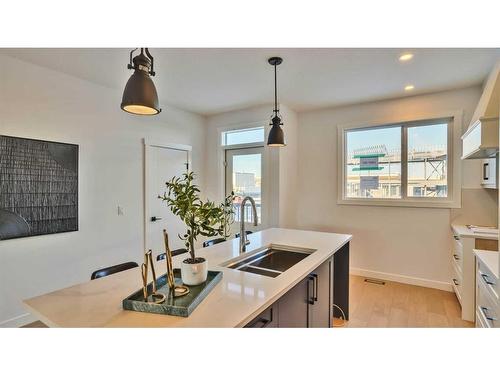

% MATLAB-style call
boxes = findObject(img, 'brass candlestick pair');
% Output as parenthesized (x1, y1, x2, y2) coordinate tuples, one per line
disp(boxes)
(163, 230, 189, 298)
(141, 250, 166, 304)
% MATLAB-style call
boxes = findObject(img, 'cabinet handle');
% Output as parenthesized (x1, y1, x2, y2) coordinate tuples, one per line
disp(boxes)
(453, 235, 460, 241)
(308, 276, 315, 305)
(452, 278, 459, 286)
(453, 254, 460, 261)
(249, 308, 273, 328)
(480, 272, 495, 286)
(481, 307, 497, 321)
(483, 163, 489, 180)
(311, 273, 318, 302)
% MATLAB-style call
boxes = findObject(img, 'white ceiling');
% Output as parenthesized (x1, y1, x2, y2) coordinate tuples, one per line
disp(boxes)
(3, 48, 500, 115)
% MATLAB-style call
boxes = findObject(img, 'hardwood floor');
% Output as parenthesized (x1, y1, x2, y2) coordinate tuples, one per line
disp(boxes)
(21, 320, 47, 328)
(338, 275, 474, 328)
(22, 275, 474, 328)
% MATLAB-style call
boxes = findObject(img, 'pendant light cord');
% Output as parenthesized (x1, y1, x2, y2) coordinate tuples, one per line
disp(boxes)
(274, 64, 278, 113)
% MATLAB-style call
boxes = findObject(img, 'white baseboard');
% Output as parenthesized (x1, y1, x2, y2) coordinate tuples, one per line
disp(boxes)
(0, 313, 35, 328)
(350, 267, 453, 292)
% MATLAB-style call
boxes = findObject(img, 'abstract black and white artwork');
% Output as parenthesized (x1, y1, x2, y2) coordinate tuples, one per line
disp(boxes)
(0, 135, 78, 240)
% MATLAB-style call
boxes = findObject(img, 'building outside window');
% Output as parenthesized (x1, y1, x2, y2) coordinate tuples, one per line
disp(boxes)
(341, 118, 453, 206)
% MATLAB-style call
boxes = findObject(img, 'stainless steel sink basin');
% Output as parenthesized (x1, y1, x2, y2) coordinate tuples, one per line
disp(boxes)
(221, 244, 315, 278)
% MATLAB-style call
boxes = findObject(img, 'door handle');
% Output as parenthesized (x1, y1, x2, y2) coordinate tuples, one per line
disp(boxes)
(151, 216, 162, 222)
(453, 254, 460, 261)
(452, 278, 459, 286)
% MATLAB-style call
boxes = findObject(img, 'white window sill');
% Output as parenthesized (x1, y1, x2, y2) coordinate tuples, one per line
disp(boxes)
(337, 197, 461, 209)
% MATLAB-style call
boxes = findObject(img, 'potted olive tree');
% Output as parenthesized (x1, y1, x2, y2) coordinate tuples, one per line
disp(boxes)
(159, 172, 234, 285)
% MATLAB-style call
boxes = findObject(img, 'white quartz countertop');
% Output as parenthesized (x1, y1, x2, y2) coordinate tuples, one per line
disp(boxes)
(451, 224, 499, 240)
(23, 228, 352, 327)
(474, 249, 499, 279)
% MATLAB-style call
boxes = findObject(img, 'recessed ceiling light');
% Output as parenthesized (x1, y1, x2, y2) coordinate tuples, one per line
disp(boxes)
(399, 53, 414, 62)
(405, 85, 415, 91)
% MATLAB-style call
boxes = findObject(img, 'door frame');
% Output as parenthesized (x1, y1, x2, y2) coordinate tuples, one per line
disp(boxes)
(216, 121, 279, 229)
(143, 138, 192, 252)
(224, 145, 267, 232)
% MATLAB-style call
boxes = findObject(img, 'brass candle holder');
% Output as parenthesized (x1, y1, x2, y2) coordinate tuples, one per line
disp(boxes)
(141, 250, 166, 304)
(163, 230, 189, 298)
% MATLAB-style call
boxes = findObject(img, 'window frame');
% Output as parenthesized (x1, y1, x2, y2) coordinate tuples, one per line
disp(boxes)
(221, 126, 265, 146)
(337, 112, 462, 209)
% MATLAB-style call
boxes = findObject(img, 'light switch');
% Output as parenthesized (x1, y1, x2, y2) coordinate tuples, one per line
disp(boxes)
(117, 205, 124, 216)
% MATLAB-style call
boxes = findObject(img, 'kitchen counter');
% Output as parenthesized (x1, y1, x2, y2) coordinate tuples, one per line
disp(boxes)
(473, 249, 499, 279)
(23, 228, 352, 327)
(451, 224, 499, 240)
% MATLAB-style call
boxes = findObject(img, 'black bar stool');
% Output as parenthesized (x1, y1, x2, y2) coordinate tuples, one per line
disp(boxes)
(156, 249, 188, 261)
(203, 238, 226, 247)
(90, 261, 139, 280)
(235, 230, 253, 238)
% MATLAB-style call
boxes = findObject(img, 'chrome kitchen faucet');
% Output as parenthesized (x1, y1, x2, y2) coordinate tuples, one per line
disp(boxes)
(239, 196, 258, 253)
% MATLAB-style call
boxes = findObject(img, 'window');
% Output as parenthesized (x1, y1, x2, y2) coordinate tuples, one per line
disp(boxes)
(340, 117, 455, 207)
(407, 123, 448, 197)
(346, 126, 401, 199)
(221, 126, 265, 146)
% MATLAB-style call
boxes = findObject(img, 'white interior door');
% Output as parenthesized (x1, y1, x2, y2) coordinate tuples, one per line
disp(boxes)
(225, 146, 266, 235)
(145, 143, 190, 257)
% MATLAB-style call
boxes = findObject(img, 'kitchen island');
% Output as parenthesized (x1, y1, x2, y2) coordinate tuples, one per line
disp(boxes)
(23, 228, 352, 327)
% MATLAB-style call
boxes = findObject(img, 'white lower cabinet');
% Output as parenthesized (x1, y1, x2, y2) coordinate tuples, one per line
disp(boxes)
(450, 225, 498, 322)
(475, 256, 499, 328)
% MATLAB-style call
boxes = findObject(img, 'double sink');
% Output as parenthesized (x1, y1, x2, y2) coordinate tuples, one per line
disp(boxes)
(221, 244, 316, 278)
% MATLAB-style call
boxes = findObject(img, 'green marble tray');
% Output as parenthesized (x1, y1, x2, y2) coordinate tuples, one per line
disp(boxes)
(122, 269, 222, 317)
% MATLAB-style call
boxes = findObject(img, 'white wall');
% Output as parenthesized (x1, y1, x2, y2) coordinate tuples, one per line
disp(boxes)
(0, 54, 207, 326)
(295, 86, 497, 290)
(278, 106, 299, 228)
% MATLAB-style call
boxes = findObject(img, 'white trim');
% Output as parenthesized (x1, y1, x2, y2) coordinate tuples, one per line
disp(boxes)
(217, 120, 269, 134)
(337, 110, 463, 209)
(0, 312, 36, 328)
(142, 138, 192, 252)
(350, 267, 453, 292)
(222, 141, 264, 151)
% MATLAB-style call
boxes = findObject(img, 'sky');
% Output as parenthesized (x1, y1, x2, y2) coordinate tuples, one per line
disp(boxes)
(347, 123, 447, 154)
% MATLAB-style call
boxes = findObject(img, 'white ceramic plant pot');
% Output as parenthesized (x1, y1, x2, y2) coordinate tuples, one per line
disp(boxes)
(181, 257, 208, 285)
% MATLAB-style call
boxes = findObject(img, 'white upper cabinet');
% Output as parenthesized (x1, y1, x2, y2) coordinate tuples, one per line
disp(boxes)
(462, 62, 500, 160)
(462, 118, 499, 159)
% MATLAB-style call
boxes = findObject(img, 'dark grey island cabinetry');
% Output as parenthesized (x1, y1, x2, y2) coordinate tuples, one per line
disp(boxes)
(245, 242, 350, 328)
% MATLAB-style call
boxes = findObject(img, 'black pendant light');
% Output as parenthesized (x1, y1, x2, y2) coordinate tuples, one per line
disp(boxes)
(267, 56, 286, 147)
(121, 48, 161, 115)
